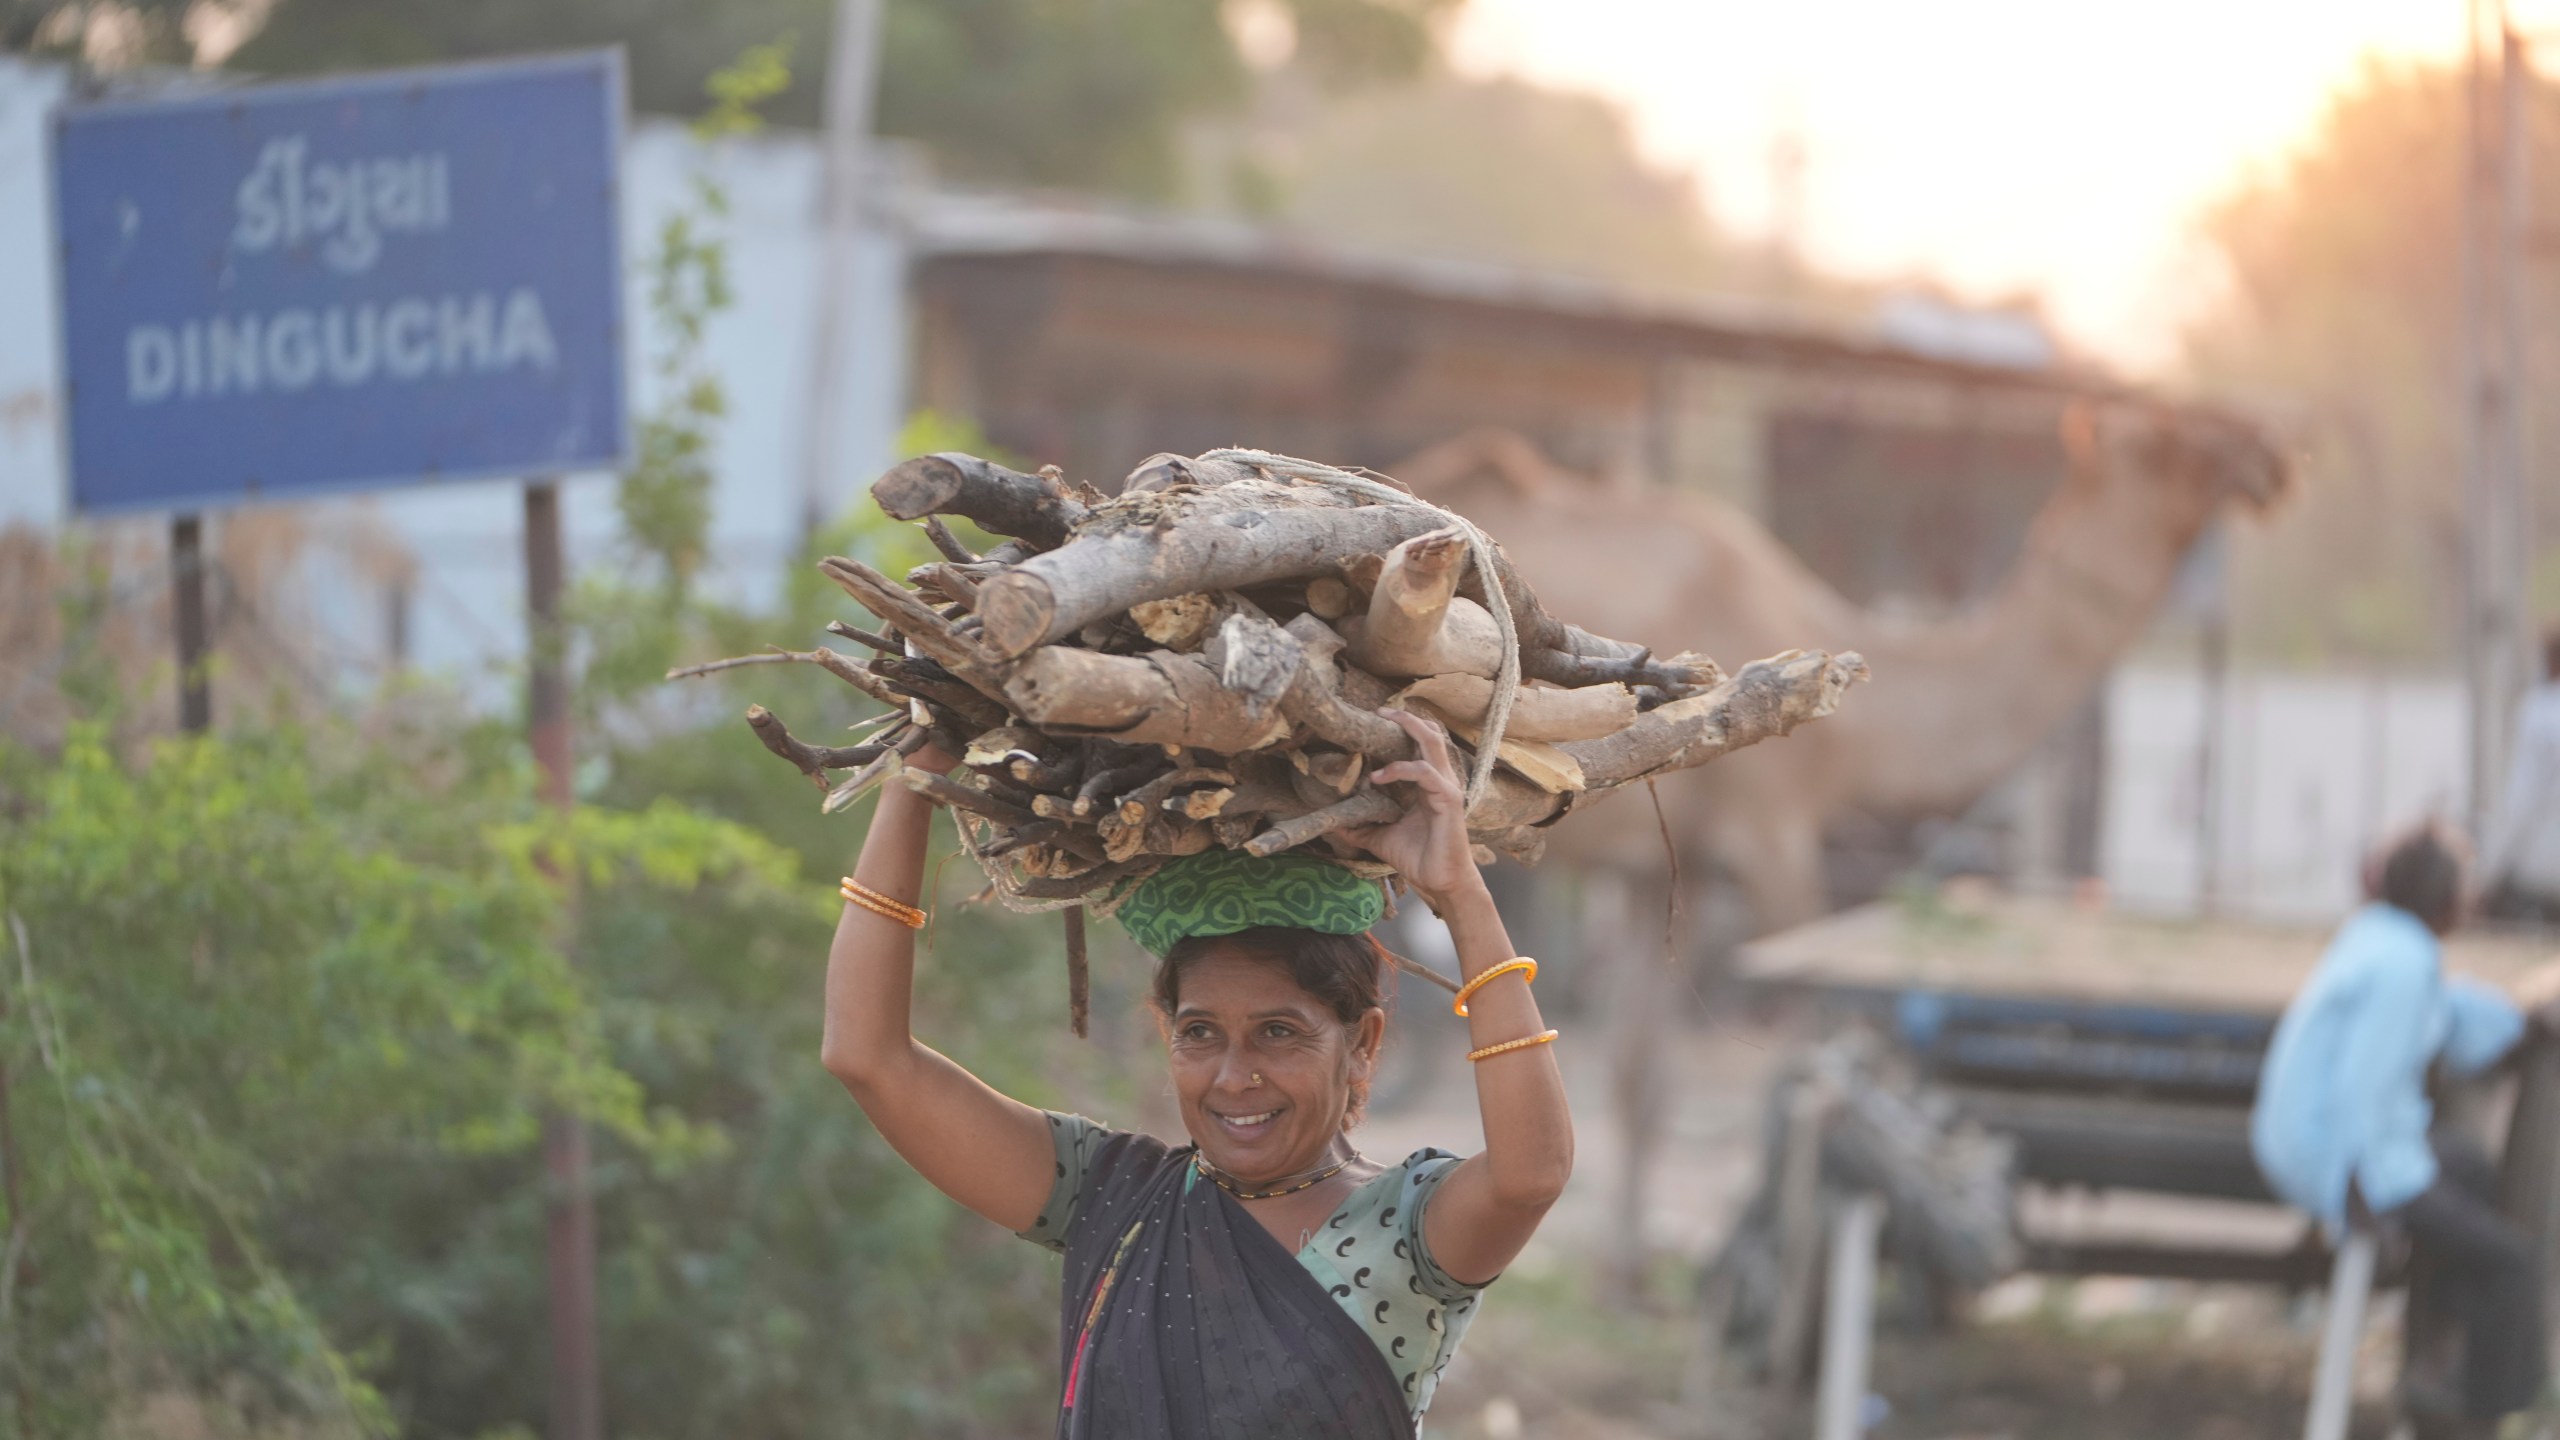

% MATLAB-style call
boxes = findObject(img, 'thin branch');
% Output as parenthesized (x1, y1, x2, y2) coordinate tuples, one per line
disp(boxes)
(923, 516, 980, 564)
(1064, 907, 1090, 1038)
(745, 705, 879, 789)
(665, 651, 796, 680)
(669, 645, 905, 708)
(896, 767, 1043, 829)
(1244, 789, 1400, 857)
(823, 728, 929, 814)
(824, 620, 901, 654)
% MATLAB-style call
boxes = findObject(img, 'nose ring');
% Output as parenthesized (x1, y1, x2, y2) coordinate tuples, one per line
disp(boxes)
(1250, 1072, 1264, 1087)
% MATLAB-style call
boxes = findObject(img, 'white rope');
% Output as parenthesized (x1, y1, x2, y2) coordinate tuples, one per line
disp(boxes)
(1198, 447, 1521, 814)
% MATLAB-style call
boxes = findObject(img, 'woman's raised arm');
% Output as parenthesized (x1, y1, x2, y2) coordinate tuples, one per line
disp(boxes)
(819, 751, 1055, 1233)
(1345, 712, 1575, 1285)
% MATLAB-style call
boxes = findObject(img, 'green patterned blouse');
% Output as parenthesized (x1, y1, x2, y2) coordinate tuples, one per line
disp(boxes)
(1021, 1113, 1487, 1428)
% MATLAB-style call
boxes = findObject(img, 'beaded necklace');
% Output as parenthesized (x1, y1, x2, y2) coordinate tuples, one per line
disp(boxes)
(1192, 1151, 1362, 1201)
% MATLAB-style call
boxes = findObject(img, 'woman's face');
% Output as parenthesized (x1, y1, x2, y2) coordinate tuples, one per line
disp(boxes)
(1164, 945, 1384, 1184)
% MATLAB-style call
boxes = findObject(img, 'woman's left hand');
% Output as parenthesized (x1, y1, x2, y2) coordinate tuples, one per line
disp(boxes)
(1341, 709, 1485, 911)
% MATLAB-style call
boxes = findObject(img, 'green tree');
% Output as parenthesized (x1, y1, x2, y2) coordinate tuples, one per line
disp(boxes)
(2182, 58, 2560, 660)
(1256, 71, 1735, 295)
(0, 712, 783, 1435)
(8, 0, 1458, 201)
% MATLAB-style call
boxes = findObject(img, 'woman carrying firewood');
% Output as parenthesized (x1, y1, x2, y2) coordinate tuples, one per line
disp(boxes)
(820, 707, 1572, 1438)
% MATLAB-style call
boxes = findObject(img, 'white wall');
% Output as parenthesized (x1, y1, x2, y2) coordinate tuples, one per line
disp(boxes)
(2103, 663, 2471, 922)
(0, 57, 70, 527)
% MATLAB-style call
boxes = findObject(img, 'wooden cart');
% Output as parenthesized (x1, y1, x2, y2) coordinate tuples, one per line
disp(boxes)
(1728, 891, 2560, 1436)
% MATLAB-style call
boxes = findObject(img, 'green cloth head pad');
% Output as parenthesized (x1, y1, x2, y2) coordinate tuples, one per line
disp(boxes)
(1115, 849, 1386, 957)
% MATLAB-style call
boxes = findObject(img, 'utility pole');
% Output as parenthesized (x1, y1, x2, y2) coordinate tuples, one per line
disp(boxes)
(796, 0, 886, 546)
(1766, 122, 1807, 298)
(2463, 0, 2536, 842)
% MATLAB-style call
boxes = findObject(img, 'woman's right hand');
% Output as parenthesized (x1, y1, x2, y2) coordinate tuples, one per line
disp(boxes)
(821, 724, 1055, 1234)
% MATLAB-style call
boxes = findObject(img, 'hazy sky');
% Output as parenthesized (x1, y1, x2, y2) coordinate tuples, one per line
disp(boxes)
(1450, 0, 2490, 372)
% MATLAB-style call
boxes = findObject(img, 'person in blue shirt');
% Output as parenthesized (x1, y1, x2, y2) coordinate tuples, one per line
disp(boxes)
(2253, 822, 2551, 1429)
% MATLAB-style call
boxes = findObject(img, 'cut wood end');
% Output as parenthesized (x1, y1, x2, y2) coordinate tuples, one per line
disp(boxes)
(1388, 526, 1468, 575)
(976, 570, 1058, 658)
(1341, 553, 1385, 595)
(1131, 592, 1219, 649)
(1168, 786, 1235, 819)
(870, 455, 967, 520)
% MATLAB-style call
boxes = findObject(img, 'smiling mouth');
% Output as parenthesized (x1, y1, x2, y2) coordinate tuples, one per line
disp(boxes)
(1213, 1108, 1282, 1131)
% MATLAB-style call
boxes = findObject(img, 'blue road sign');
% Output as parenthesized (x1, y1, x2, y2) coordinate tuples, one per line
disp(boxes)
(51, 51, 629, 514)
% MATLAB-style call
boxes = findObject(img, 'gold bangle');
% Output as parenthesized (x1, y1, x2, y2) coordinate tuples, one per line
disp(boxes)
(1467, 1029, 1559, 1063)
(1452, 957, 1538, 1017)
(839, 884, 925, 927)
(839, 877, 927, 929)
(840, 887, 927, 930)
(840, 876, 924, 921)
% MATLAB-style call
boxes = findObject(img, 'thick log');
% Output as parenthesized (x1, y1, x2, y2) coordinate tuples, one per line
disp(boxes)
(1451, 649, 1868, 833)
(1129, 592, 1229, 651)
(975, 480, 1456, 658)
(1553, 649, 1866, 793)
(1004, 647, 1294, 753)
(1206, 614, 1417, 763)
(871, 453, 1088, 551)
(1168, 786, 1236, 819)
(1305, 576, 1356, 620)
(1395, 673, 1637, 743)
(1342, 526, 1526, 682)
(1300, 750, 1363, 796)
(1343, 598, 1506, 680)
(1446, 536, 1714, 692)
(1242, 649, 1868, 852)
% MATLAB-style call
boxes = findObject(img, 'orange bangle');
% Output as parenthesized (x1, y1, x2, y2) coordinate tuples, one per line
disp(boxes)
(1452, 957, 1538, 1017)
(1467, 1029, 1559, 1063)
(839, 877, 927, 929)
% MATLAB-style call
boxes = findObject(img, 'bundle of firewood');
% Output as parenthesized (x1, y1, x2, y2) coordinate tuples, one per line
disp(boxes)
(680, 447, 1863, 989)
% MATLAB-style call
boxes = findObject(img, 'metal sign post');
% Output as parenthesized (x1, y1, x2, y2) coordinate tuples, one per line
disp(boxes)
(522, 478, 598, 1440)
(170, 513, 210, 732)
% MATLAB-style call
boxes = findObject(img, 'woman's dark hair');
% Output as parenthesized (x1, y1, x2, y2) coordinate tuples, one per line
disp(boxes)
(1153, 926, 1387, 1125)
(2372, 821, 2467, 934)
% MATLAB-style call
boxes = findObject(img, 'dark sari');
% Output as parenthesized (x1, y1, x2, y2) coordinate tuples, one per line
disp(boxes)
(1053, 1131, 1415, 1439)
